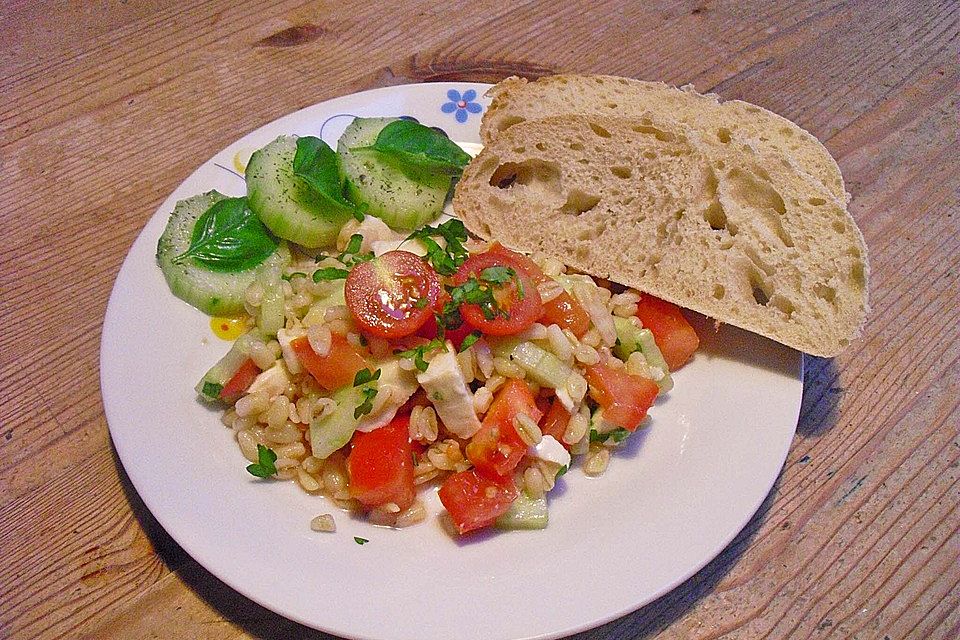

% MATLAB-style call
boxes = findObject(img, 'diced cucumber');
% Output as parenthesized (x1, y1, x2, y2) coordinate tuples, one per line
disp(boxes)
(195, 328, 264, 402)
(613, 317, 674, 392)
(301, 283, 346, 326)
(496, 493, 548, 530)
(494, 340, 588, 407)
(246, 135, 354, 248)
(338, 117, 451, 230)
(309, 379, 377, 459)
(157, 191, 290, 316)
(257, 268, 285, 338)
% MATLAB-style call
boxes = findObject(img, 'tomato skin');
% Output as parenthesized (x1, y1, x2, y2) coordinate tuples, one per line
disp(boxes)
(487, 243, 590, 337)
(585, 364, 659, 431)
(415, 314, 475, 351)
(438, 469, 519, 534)
(290, 334, 369, 391)
(539, 396, 572, 446)
(348, 416, 415, 510)
(466, 379, 543, 477)
(452, 251, 543, 336)
(345, 251, 441, 339)
(634, 295, 700, 370)
(220, 359, 260, 403)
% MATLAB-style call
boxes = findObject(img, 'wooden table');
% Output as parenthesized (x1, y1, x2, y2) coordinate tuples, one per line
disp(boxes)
(3, 1, 958, 638)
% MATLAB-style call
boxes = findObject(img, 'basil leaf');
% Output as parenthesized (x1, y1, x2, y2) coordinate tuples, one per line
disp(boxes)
(312, 267, 350, 282)
(173, 197, 278, 272)
(362, 120, 470, 175)
(292, 136, 359, 214)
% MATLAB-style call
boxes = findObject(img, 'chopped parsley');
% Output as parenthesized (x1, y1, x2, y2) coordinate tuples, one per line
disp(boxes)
(458, 330, 481, 352)
(246, 444, 278, 478)
(394, 337, 444, 372)
(354, 536, 369, 545)
(407, 219, 469, 275)
(354, 386, 378, 419)
(312, 266, 350, 282)
(353, 367, 382, 387)
(589, 428, 631, 444)
(555, 464, 569, 479)
(281, 271, 308, 281)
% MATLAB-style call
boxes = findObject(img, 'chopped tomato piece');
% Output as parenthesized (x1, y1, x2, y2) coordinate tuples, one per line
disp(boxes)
(539, 396, 572, 446)
(219, 359, 260, 404)
(451, 251, 543, 336)
(415, 313, 476, 350)
(585, 364, 659, 431)
(634, 295, 700, 370)
(541, 291, 591, 337)
(466, 379, 543, 477)
(438, 469, 519, 535)
(345, 250, 442, 339)
(348, 416, 415, 510)
(290, 334, 369, 391)
(487, 243, 590, 337)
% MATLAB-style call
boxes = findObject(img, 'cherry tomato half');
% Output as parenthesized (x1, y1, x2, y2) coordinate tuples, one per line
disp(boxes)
(345, 251, 442, 339)
(451, 251, 542, 336)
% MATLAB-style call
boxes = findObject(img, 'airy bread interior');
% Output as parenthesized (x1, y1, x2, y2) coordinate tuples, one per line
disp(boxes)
(454, 113, 869, 357)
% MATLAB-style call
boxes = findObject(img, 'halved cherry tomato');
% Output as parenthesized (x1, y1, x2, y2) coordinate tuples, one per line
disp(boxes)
(585, 364, 659, 431)
(220, 358, 260, 404)
(488, 242, 590, 337)
(466, 379, 543, 477)
(348, 416, 415, 510)
(438, 469, 519, 534)
(539, 396, 572, 446)
(345, 250, 442, 339)
(451, 251, 542, 336)
(634, 295, 700, 370)
(290, 334, 369, 391)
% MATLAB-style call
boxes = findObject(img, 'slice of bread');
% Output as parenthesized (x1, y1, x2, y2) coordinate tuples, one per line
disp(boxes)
(481, 74, 850, 205)
(453, 113, 869, 357)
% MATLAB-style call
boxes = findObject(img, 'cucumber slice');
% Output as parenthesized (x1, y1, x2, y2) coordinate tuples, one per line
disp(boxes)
(156, 191, 290, 316)
(338, 117, 451, 230)
(309, 383, 372, 459)
(195, 328, 264, 402)
(613, 317, 674, 392)
(246, 136, 353, 248)
(496, 493, 548, 530)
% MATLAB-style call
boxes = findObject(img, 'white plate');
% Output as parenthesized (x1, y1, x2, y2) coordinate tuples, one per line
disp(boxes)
(101, 82, 803, 640)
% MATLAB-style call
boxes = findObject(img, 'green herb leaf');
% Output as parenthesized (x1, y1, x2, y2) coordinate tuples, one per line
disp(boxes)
(458, 331, 481, 352)
(292, 136, 358, 214)
(479, 266, 515, 285)
(555, 464, 569, 479)
(345, 233, 363, 256)
(361, 120, 470, 175)
(353, 367, 382, 387)
(354, 387, 378, 419)
(281, 272, 308, 281)
(173, 197, 278, 272)
(246, 444, 278, 478)
(395, 337, 444, 372)
(312, 266, 350, 282)
(407, 219, 469, 276)
(354, 536, 369, 545)
(589, 428, 631, 444)
(201, 381, 223, 399)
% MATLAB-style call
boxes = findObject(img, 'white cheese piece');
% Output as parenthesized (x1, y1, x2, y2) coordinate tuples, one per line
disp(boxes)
(247, 361, 291, 398)
(355, 360, 419, 433)
(528, 435, 571, 469)
(416, 343, 482, 438)
(276, 327, 304, 375)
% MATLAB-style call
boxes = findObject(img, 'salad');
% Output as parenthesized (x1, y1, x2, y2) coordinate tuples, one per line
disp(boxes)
(156, 116, 700, 535)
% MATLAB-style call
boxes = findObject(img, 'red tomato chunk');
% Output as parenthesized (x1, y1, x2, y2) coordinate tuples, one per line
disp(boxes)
(290, 334, 369, 391)
(220, 358, 260, 404)
(466, 379, 543, 477)
(585, 364, 659, 431)
(348, 416, 415, 510)
(634, 295, 700, 371)
(438, 469, 519, 535)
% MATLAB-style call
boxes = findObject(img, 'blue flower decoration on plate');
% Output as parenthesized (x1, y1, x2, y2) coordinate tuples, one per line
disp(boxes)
(441, 89, 483, 123)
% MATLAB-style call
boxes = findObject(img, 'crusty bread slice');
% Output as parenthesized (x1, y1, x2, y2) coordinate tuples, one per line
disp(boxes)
(481, 75, 850, 205)
(453, 114, 869, 357)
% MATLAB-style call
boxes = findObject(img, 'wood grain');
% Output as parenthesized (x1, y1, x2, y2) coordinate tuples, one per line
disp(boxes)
(1, 1, 958, 638)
